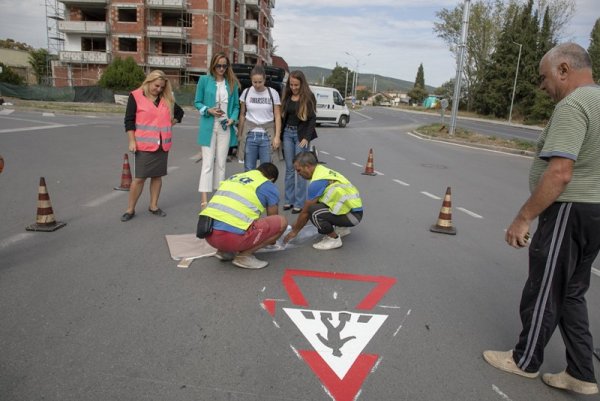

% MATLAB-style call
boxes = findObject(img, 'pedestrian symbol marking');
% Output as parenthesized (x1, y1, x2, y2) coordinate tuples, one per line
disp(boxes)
(284, 308, 388, 380)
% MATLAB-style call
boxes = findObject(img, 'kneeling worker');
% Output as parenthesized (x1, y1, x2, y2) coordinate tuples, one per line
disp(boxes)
(283, 151, 363, 250)
(200, 162, 287, 269)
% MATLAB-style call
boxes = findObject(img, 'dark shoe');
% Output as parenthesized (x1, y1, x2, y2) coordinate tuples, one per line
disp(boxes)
(283, 204, 293, 211)
(291, 207, 302, 214)
(121, 211, 135, 222)
(149, 208, 166, 217)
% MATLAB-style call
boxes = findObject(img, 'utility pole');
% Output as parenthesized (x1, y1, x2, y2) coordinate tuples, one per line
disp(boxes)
(508, 42, 522, 124)
(449, 0, 471, 136)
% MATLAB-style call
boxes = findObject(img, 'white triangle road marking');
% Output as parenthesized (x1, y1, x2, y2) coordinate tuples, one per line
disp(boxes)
(284, 308, 387, 380)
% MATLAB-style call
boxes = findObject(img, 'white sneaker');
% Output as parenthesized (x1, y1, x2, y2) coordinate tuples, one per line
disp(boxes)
(232, 254, 268, 269)
(335, 226, 351, 237)
(313, 235, 343, 250)
(214, 251, 234, 261)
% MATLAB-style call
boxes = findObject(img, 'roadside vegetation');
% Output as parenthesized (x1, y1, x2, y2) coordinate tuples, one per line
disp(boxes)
(415, 123, 537, 154)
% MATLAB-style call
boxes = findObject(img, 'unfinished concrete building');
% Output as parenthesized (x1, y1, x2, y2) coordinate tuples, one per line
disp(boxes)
(50, 0, 275, 87)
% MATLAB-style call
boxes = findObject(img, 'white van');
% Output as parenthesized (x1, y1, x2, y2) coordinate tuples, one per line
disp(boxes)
(310, 85, 350, 128)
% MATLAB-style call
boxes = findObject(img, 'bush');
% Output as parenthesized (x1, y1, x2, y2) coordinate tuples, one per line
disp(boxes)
(98, 57, 146, 92)
(0, 62, 25, 85)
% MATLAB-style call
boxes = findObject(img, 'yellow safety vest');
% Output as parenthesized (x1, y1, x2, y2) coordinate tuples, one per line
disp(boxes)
(200, 170, 268, 230)
(311, 164, 362, 215)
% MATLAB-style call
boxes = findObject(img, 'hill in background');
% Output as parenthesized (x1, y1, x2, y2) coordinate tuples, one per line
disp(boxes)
(290, 66, 436, 93)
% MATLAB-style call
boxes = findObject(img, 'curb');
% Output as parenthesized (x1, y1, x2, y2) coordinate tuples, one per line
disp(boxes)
(410, 131, 535, 157)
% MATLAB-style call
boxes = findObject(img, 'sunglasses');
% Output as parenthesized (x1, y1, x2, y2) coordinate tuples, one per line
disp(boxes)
(215, 63, 229, 69)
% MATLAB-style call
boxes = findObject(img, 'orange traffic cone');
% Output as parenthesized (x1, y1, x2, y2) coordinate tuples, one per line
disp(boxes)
(26, 177, 67, 232)
(361, 148, 377, 176)
(114, 153, 132, 191)
(0, 154, 4, 174)
(430, 187, 456, 235)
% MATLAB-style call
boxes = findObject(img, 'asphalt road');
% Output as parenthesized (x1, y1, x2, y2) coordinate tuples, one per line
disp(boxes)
(1, 106, 598, 401)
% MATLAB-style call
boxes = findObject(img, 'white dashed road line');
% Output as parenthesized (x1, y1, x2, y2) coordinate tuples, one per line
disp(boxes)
(421, 191, 441, 200)
(83, 191, 124, 208)
(492, 385, 515, 401)
(457, 207, 483, 219)
(392, 179, 410, 186)
(335, 156, 346, 161)
(319, 151, 330, 155)
(0, 124, 77, 134)
(352, 162, 363, 168)
(0, 233, 35, 250)
(592, 267, 600, 278)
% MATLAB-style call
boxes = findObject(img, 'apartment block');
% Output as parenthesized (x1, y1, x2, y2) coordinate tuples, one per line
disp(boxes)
(51, 0, 275, 87)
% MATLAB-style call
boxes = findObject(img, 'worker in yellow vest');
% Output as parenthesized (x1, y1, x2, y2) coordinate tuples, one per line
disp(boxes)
(200, 162, 287, 269)
(283, 152, 363, 250)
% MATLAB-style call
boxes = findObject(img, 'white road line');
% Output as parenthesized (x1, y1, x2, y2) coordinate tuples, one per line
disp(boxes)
(377, 305, 402, 309)
(371, 357, 383, 373)
(320, 151, 330, 155)
(83, 191, 124, 208)
(592, 267, 600, 277)
(421, 191, 441, 200)
(0, 109, 15, 115)
(457, 207, 483, 219)
(393, 309, 411, 337)
(0, 124, 76, 134)
(335, 156, 346, 161)
(42, 112, 55, 117)
(352, 162, 363, 168)
(393, 179, 410, 186)
(0, 233, 34, 249)
(492, 385, 515, 401)
(374, 170, 384, 176)
(351, 110, 373, 120)
(289, 345, 301, 360)
(333, 291, 338, 299)
(167, 166, 179, 172)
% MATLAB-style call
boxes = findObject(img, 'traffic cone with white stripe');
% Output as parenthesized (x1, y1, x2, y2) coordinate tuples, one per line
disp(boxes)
(361, 148, 377, 176)
(26, 177, 67, 232)
(114, 153, 132, 191)
(430, 187, 456, 235)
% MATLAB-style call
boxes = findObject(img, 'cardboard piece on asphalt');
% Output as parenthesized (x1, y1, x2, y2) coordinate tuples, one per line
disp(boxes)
(165, 233, 217, 262)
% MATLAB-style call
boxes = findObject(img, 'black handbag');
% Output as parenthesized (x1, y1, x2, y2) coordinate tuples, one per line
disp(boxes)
(196, 215, 214, 239)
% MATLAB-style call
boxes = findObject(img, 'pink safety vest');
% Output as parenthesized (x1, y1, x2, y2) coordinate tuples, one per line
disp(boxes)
(131, 88, 173, 152)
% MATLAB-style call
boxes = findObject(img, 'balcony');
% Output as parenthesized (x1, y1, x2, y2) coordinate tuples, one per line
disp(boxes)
(59, 0, 108, 4)
(58, 21, 108, 35)
(244, 19, 258, 32)
(147, 55, 187, 68)
(243, 44, 257, 54)
(146, 0, 186, 9)
(146, 26, 186, 39)
(245, 0, 259, 10)
(59, 50, 110, 64)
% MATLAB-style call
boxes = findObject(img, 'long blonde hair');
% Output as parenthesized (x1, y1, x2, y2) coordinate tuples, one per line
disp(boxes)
(283, 70, 315, 121)
(140, 70, 174, 118)
(209, 52, 239, 95)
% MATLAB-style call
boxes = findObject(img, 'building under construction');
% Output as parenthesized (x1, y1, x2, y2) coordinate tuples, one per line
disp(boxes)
(48, 0, 275, 87)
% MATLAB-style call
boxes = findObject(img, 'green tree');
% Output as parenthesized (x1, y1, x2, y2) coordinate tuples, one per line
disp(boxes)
(98, 57, 146, 92)
(325, 64, 352, 96)
(408, 63, 427, 104)
(407, 86, 428, 105)
(0, 62, 24, 85)
(28, 48, 50, 85)
(414, 63, 425, 89)
(588, 18, 600, 83)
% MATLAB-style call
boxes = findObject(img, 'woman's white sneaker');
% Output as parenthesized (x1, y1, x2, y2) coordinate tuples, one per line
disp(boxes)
(313, 235, 343, 250)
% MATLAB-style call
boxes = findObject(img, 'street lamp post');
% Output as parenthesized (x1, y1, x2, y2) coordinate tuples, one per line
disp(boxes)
(345, 51, 371, 101)
(345, 68, 349, 98)
(508, 41, 522, 124)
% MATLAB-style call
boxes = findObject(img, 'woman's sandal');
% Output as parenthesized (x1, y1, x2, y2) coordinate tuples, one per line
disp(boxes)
(283, 204, 293, 211)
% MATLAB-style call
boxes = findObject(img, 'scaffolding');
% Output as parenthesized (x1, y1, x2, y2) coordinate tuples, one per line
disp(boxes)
(45, 0, 65, 85)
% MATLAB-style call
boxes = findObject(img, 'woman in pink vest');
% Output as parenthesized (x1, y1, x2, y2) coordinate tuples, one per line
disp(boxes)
(121, 70, 184, 222)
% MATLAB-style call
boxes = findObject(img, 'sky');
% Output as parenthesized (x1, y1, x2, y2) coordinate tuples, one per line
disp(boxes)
(0, 0, 597, 87)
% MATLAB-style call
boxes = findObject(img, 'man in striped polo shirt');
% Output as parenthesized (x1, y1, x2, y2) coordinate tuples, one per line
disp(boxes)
(483, 43, 599, 395)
